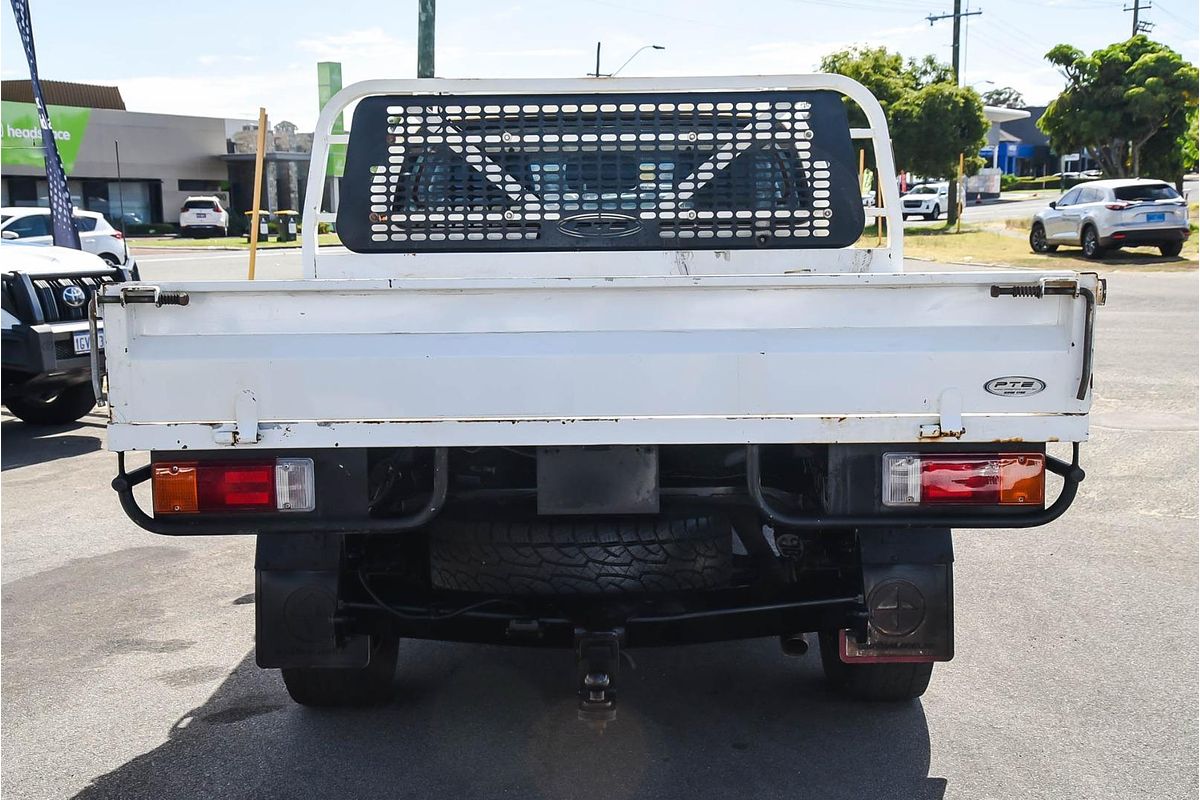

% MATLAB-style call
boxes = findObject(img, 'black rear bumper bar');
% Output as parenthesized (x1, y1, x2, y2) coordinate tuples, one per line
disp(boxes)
(113, 443, 1084, 535)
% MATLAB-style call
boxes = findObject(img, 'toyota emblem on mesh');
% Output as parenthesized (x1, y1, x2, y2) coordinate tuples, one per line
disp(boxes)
(984, 376, 1046, 397)
(61, 285, 87, 308)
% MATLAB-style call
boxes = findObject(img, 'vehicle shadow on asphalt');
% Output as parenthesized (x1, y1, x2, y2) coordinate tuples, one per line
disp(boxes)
(1037, 249, 1193, 267)
(72, 638, 946, 800)
(0, 415, 104, 471)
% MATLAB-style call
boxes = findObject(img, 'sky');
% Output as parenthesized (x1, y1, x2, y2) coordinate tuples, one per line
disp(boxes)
(2, 0, 1197, 130)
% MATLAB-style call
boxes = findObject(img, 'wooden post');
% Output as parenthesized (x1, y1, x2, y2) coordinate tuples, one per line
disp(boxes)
(956, 151, 965, 234)
(247, 107, 267, 280)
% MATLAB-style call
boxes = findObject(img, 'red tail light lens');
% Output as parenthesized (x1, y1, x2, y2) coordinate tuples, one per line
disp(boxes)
(883, 453, 1045, 507)
(112, 231, 124, 240)
(921, 459, 999, 504)
(153, 459, 316, 514)
(1104, 202, 1130, 210)
(198, 462, 274, 510)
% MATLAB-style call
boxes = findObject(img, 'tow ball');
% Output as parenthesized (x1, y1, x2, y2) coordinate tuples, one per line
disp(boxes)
(575, 628, 622, 730)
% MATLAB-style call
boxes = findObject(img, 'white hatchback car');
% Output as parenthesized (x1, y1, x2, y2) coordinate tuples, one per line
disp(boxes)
(1030, 178, 1190, 259)
(0, 207, 132, 266)
(178, 196, 230, 237)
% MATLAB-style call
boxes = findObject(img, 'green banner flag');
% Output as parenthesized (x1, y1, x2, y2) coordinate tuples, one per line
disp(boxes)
(317, 61, 345, 177)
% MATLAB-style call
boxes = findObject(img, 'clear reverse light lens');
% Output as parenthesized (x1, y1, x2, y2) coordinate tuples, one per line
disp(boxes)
(275, 458, 315, 512)
(882, 454, 921, 506)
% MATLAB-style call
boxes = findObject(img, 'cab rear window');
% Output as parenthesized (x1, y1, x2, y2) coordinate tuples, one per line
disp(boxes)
(1113, 184, 1180, 202)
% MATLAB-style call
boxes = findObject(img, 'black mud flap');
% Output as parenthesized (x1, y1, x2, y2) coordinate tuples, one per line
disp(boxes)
(254, 533, 370, 669)
(843, 528, 953, 663)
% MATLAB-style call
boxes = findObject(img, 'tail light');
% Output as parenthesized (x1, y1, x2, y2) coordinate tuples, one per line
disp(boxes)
(882, 453, 1044, 507)
(153, 458, 315, 514)
(1104, 202, 1130, 210)
(112, 231, 124, 240)
(180, 206, 188, 214)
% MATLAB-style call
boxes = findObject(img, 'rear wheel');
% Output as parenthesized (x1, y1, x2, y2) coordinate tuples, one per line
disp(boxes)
(4, 383, 95, 425)
(428, 515, 732, 596)
(281, 633, 399, 707)
(1081, 226, 1106, 259)
(1029, 223, 1057, 253)
(1159, 241, 1183, 257)
(818, 631, 933, 701)
(100, 253, 121, 266)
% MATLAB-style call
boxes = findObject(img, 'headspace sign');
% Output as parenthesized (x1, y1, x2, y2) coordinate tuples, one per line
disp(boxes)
(2, 100, 91, 172)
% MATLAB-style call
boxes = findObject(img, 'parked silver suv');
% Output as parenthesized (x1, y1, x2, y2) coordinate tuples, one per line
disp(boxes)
(1029, 178, 1190, 259)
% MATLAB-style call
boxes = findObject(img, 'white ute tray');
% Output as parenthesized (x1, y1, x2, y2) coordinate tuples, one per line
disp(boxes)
(101, 269, 1100, 452)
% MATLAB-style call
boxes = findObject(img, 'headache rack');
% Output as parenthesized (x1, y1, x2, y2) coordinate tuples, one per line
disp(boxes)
(302, 75, 903, 276)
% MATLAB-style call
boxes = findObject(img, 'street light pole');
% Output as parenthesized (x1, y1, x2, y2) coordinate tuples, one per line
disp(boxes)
(591, 43, 665, 77)
(609, 44, 666, 77)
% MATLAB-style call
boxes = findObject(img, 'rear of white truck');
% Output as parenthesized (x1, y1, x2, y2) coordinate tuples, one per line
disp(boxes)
(97, 76, 1102, 719)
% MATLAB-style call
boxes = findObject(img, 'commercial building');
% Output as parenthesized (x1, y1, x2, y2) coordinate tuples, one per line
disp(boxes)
(1, 80, 314, 229)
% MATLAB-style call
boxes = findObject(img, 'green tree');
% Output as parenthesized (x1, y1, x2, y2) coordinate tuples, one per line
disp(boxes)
(1039, 36, 1199, 178)
(981, 86, 1026, 108)
(820, 46, 952, 124)
(891, 83, 989, 181)
(1140, 105, 1196, 187)
(821, 46, 985, 225)
(1183, 108, 1200, 175)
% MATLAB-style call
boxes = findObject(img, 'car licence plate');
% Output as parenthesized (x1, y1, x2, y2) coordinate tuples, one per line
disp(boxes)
(1147, 212, 1166, 222)
(195, 212, 208, 219)
(73, 331, 104, 354)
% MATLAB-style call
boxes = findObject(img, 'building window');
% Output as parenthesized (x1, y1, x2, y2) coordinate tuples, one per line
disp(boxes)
(178, 179, 223, 192)
(109, 181, 154, 225)
(3, 177, 38, 206)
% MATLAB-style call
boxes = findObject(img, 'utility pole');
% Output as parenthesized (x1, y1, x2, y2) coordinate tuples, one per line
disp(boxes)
(417, 0, 435, 78)
(926, 0, 982, 226)
(1123, 0, 1153, 36)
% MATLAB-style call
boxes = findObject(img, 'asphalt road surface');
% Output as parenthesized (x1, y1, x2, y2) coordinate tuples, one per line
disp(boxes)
(2, 259, 1196, 800)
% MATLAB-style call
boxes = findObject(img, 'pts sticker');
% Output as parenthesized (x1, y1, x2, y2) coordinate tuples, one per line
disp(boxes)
(984, 377, 1046, 397)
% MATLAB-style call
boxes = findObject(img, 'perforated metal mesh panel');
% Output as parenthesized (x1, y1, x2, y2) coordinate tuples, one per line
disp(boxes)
(337, 90, 865, 253)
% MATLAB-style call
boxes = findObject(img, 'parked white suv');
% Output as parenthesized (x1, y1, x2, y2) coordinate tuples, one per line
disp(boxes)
(899, 182, 964, 221)
(178, 196, 230, 237)
(0, 207, 132, 266)
(1030, 179, 1190, 259)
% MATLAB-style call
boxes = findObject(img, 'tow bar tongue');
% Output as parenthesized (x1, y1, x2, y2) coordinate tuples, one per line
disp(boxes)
(576, 629, 622, 730)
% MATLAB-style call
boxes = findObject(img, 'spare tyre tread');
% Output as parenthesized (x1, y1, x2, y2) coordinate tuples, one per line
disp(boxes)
(428, 516, 730, 595)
